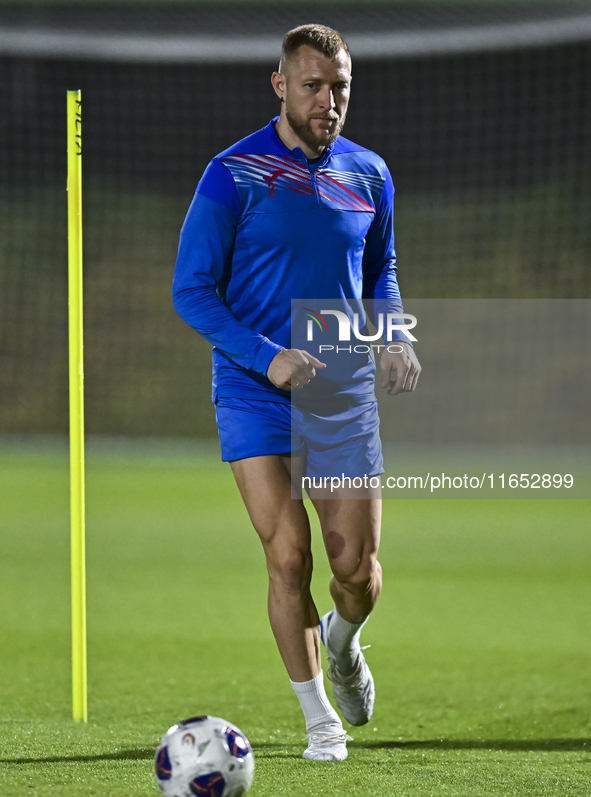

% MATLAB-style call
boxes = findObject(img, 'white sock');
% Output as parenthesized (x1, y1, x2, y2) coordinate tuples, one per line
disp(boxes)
(326, 609, 367, 676)
(290, 672, 341, 732)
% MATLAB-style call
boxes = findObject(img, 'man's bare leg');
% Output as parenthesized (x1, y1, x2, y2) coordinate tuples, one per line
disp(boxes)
(230, 454, 347, 760)
(312, 496, 382, 725)
(313, 497, 382, 624)
(230, 454, 320, 681)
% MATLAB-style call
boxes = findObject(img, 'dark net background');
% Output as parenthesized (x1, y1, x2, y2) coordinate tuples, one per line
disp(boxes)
(1, 3, 590, 438)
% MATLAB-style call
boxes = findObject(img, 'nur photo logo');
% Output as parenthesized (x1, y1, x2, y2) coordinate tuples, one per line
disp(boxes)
(303, 308, 417, 353)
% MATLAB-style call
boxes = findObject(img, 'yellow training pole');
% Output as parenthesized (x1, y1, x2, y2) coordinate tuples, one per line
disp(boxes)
(67, 89, 87, 723)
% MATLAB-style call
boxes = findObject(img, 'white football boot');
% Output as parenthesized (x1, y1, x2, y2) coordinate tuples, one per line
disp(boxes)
(302, 722, 352, 761)
(320, 610, 375, 727)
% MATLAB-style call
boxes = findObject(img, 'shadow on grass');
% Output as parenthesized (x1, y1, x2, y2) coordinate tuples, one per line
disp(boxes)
(0, 748, 155, 765)
(0, 744, 301, 765)
(2, 738, 589, 765)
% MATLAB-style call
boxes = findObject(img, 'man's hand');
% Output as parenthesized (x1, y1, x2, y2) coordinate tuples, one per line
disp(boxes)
(380, 342, 421, 395)
(267, 348, 326, 391)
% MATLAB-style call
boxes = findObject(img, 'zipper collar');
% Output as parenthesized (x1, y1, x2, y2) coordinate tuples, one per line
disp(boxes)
(267, 117, 334, 167)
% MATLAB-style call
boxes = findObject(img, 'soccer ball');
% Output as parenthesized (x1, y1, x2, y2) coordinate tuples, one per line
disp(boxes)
(154, 715, 255, 797)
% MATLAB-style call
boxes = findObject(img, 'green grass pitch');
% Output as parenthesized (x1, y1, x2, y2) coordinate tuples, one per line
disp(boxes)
(1, 442, 590, 796)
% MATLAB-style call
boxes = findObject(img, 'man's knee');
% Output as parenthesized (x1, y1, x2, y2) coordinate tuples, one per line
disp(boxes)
(331, 556, 381, 597)
(265, 542, 313, 593)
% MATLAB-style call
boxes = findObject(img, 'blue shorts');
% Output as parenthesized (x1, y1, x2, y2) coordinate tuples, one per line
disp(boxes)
(215, 397, 383, 479)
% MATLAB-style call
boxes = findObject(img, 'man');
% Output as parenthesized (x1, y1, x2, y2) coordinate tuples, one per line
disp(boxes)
(173, 24, 421, 762)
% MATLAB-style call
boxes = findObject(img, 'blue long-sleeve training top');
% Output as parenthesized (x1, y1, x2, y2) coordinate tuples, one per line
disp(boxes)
(173, 117, 405, 405)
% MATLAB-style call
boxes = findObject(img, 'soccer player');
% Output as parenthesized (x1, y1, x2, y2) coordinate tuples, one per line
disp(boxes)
(173, 24, 421, 761)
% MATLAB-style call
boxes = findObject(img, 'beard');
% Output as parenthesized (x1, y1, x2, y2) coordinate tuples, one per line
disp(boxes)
(285, 105, 346, 152)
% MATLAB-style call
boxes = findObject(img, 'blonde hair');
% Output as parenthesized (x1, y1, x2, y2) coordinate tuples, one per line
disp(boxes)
(279, 24, 350, 72)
